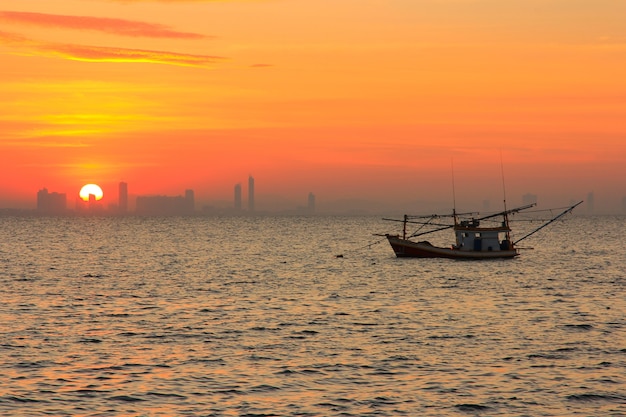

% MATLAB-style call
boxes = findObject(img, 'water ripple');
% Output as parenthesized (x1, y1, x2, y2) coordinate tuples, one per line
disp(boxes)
(0, 215, 624, 416)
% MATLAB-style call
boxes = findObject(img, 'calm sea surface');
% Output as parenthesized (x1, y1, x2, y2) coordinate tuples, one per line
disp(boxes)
(0, 214, 624, 416)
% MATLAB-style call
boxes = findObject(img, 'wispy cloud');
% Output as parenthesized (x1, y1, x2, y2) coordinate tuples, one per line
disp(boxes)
(0, 30, 226, 67)
(4, 139, 91, 149)
(0, 11, 209, 39)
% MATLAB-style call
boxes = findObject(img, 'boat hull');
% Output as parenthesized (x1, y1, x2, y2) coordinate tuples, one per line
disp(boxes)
(386, 235, 519, 259)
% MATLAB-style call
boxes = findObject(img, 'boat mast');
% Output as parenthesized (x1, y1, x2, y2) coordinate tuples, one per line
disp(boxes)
(403, 215, 408, 240)
(500, 152, 511, 243)
(451, 158, 458, 225)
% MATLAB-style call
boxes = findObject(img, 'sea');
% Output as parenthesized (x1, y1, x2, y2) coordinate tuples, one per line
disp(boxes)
(0, 214, 624, 417)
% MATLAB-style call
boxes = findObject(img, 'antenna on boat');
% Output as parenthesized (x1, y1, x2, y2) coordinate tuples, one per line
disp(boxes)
(451, 158, 457, 221)
(500, 150, 508, 213)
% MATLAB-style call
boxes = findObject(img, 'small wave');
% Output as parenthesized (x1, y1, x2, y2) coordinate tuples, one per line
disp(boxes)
(315, 401, 349, 411)
(455, 403, 491, 413)
(109, 395, 146, 402)
(15, 361, 53, 369)
(591, 378, 620, 384)
(528, 353, 568, 360)
(78, 338, 103, 344)
(562, 324, 594, 331)
(566, 393, 626, 403)
(72, 389, 111, 397)
(0, 344, 27, 349)
(300, 368, 325, 375)
(250, 384, 281, 392)
(214, 389, 245, 395)
(146, 392, 187, 399)
(383, 355, 419, 362)
(222, 280, 258, 286)
(275, 369, 296, 375)
(555, 347, 579, 352)
(4, 396, 44, 403)
(118, 331, 141, 337)
(362, 396, 401, 406)
(183, 358, 225, 365)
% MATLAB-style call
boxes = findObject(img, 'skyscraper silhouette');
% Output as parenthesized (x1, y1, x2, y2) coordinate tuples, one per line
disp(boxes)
(248, 175, 255, 211)
(234, 183, 242, 210)
(119, 182, 128, 213)
(308, 192, 315, 212)
(36, 188, 67, 214)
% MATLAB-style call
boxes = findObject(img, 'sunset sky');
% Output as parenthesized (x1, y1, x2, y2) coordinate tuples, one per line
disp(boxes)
(1, 0, 625, 212)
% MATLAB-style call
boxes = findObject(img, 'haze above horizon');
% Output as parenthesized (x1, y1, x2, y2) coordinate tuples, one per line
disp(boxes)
(1, 1, 625, 213)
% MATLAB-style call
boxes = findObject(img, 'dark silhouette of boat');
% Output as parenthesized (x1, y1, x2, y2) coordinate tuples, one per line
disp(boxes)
(383, 201, 582, 259)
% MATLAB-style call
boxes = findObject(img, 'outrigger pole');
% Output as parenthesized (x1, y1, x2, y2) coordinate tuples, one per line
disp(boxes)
(513, 200, 584, 245)
(383, 203, 536, 240)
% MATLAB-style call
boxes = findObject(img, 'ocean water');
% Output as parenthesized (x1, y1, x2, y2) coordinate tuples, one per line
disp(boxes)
(0, 214, 624, 416)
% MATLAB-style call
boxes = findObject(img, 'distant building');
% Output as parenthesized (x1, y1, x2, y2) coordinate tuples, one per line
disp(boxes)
(308, 192, 316, 212)
(522, 193, 538, 206)
(185, 189, 195, 212)
(135, 189, 195, 215)
(75, 193, 103, 213)
(248, 175, 255, 211)
(234, 183, 242, 210)
(37, 188, 67, 214)
(119, 182, 128, 213)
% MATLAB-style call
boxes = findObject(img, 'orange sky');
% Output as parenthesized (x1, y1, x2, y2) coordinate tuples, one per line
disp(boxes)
(1, 0, 625, 213)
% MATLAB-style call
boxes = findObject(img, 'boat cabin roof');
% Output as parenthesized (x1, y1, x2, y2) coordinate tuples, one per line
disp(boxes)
(454, 218, 510, 232)
(454, 225, 510, 232)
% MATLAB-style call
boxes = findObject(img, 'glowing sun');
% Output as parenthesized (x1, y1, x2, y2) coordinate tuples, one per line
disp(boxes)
(79, 184, 104, 201)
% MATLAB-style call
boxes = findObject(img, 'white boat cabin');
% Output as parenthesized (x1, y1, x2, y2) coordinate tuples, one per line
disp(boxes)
(453, 219, 513, 252)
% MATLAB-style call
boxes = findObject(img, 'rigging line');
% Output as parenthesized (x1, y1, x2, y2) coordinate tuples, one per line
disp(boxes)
(513, 200, 583, 245)
(409, 224, 455, 238)
(520, 206, 578, 214)
(409, 216, 436, 238)
(335, 236, 388, 258)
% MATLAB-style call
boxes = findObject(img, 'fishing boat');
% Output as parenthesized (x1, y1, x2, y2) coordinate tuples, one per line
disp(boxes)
(383, 201, 582, 259)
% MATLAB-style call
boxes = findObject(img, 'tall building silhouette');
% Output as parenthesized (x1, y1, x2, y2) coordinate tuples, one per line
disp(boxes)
(36, 188, 67, 214)
(89, 193, 97, 210)
(248, 175, 255, 211)
(234, 183, 242, 210)
(308, 192, 315, 212)
(119, 182, 128, 213)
